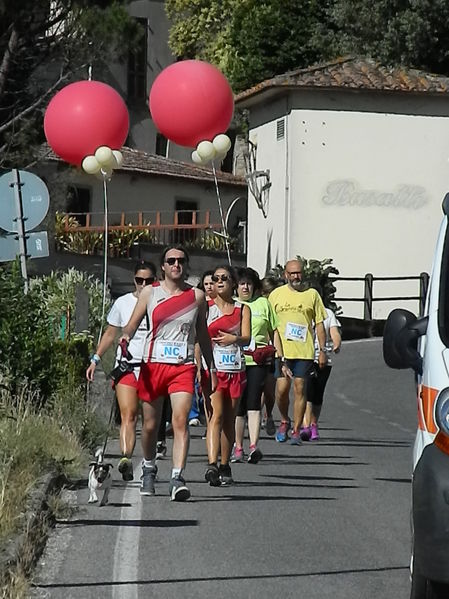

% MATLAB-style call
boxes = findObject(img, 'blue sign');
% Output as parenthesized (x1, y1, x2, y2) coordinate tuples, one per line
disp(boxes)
(0, 231, 49, 262)
(0, 170, 50, 233)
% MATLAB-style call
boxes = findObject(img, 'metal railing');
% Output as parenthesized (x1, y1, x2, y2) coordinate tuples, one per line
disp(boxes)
(56, 210, 245, 255)
(330, 272, 430, 319)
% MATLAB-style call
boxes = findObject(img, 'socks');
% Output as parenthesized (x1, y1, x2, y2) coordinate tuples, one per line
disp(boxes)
(171, 467, 183, 479)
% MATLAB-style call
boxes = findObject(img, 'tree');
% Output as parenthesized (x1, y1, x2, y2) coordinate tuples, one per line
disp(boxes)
(0, 0, 140, 168)
(166, 0, 330, 92)
(325, 0, 449, 75)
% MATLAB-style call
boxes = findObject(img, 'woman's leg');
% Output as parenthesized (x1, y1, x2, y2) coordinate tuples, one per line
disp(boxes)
(221, 395, 239, 465)
(246, 365, 267, 449)
(115, 383, 140, 458)
(205, 389, 225, 465)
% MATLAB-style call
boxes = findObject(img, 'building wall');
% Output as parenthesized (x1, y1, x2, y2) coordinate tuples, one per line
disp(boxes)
(245, 90, 449, 318)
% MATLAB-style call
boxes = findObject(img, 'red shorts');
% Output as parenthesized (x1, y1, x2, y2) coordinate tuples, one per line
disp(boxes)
(202, 370, 247, 400)
(112, 370, 139, 390)
(137, 362, 196, 402)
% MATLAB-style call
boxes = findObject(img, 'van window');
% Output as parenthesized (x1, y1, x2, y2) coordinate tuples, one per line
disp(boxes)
(438, 223, 449, 346)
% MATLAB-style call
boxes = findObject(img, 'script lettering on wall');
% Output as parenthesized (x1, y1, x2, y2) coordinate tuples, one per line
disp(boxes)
(322, 180, 429, 209)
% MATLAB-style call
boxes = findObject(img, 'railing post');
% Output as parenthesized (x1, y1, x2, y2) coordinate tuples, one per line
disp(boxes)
(419, 272, 430, 316)
(364, 273, 373, 320)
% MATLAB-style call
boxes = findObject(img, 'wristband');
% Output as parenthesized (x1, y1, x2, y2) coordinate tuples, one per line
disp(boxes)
(280, 357, 286, 364)
(210, 367, 217, 373)
(90, 354, 101, 365)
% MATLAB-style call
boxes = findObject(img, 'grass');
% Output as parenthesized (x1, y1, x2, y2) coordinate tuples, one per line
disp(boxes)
(0, 385, 105, 543)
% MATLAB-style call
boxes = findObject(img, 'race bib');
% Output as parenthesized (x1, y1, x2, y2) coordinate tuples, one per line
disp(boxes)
(213, 346, 241, 371)
(154, 340, 187, 364)
(285, 322, 308, 342)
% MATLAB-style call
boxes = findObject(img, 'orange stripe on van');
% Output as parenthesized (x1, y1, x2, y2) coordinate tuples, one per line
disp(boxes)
(419, 385, 438, 434)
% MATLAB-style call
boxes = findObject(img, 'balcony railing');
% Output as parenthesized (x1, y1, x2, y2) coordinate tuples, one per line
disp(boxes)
(55, 210, 244, 256)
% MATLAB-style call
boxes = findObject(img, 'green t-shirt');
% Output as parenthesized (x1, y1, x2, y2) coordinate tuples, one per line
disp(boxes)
(240, 295, 279, 367)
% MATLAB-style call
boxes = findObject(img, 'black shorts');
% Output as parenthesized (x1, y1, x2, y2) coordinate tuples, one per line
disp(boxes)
(306, 364, 332, 406)
(237, 364, 270, 416)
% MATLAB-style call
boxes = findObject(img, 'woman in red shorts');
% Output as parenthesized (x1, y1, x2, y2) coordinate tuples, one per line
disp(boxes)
(203, 265, 251, 486)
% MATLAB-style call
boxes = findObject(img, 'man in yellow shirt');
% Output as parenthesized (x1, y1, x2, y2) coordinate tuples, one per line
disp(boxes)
(268, 259, 327, 444)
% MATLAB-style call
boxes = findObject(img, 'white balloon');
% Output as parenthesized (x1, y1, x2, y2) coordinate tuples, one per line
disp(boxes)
(213, 150, 228, 164)
(196, 140, 216, 162)
(112, 150, 123, 168)
(95, 146, 114, 167)
(213, 134, 231, 153)
(191, 151, 205, 164)
(82, 155, 101, 174)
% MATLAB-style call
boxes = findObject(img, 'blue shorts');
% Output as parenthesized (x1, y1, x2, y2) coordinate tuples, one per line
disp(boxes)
(274, 358, 315, 379)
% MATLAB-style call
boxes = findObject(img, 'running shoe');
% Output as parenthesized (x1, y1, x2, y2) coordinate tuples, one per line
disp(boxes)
(218, 464, 234, 486)
(310, 423, 320, 441)
(299, 426, 312, 441)
(230, 445, 244, 463)
(290, 429, 302, 445)
(118, 457, 134, 481)
(248, 445, 263, 464)
(265, 416, 276, 436)
(156, 441, 167, 459)
(169, 475, 191, 502)
(189, 417, 201, 426)
(275, 419, 291, 442)
(140, 464, 158, 496)
(205, 463, 220, 487)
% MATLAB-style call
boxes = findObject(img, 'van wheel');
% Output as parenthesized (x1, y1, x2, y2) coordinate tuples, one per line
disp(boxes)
(411, 569, 449, 599)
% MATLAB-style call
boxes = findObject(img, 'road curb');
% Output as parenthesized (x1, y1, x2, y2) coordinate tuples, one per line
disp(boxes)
(0, 471, 65, 590)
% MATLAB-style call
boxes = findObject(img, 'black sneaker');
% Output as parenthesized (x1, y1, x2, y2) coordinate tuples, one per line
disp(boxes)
(169, 475, 191, 502)
(118, 457, 134, 481)
(218, 463, 234, 486)
(205, 463, 220, 487)
(140, 464, 157, 496)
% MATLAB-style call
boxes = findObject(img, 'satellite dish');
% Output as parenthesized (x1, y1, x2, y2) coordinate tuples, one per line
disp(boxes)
(225, 196, 247, 238)
(0, 170, 50, 232)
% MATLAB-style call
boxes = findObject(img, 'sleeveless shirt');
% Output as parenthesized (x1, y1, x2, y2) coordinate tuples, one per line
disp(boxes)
(207, 301, 244, 372)
(143, 284, 198, 364)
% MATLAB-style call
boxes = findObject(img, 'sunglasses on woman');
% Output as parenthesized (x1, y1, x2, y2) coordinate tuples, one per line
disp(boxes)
(212, 274, 230, 282)
(134, 276, 155, 285)
(165, 257, 186, 266)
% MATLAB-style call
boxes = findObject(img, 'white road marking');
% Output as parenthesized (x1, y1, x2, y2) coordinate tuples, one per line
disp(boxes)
(112, 483, 142, 599)
(342, 337, 382, 345)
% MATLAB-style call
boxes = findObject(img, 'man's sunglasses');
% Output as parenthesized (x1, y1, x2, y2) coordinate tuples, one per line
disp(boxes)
(165, 257, 186, 266)
(134, 276, 155, 285)
(212, 274, 230, 282)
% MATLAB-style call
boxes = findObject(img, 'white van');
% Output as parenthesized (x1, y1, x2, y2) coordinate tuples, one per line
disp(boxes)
(383, 193, 449, 599)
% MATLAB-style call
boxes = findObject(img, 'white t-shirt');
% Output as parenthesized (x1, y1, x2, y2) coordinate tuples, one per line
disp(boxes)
(314, 308, 341, 364)
(107, 292, 147, 364)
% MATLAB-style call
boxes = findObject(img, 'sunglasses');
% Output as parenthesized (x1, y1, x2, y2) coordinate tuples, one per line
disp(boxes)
(165, 257, 186, 266)
(212, 274, 230, 282)
(135, 276, 155, 285)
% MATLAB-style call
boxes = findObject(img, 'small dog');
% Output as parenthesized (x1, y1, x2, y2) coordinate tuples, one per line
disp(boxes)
(88, 448, 113, 506)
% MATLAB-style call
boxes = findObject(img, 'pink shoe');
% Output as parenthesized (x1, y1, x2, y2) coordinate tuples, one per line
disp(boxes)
(231, 445, 244, 463)
(310, 423, 320, 441)
(299, 426, 311, 441)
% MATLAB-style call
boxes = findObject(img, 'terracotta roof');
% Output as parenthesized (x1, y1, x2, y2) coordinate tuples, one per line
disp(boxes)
(235, 57, 449, 104)
(40, 144, 246, 188)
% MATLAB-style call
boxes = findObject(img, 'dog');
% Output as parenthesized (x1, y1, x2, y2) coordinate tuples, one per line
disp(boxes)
(88, 448, 113, 506)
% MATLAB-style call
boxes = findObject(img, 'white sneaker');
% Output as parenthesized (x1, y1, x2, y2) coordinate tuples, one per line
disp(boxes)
(189, 418, 201, 426)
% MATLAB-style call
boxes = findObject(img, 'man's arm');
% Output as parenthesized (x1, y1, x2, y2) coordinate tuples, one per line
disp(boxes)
(315, 321, 328, 368)
(273, 329, 293, 379)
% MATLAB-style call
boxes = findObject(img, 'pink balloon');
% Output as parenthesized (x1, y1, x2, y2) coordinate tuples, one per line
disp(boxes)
(44, 81, 129, 166)
(149, 60, 234, 148)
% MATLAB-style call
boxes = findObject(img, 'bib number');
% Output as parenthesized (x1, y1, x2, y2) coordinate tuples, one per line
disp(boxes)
(285, 322, 307, 342)
(154, 340, 187, 364)
(214, 346, 241, 371)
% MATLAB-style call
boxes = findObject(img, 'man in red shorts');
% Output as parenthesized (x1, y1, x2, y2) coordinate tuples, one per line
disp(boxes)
(121, 245, 216, 501)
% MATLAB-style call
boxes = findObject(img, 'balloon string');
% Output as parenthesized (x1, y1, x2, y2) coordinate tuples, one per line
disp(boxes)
(212, 162, 231, 265)
(97, 178, 109, 346)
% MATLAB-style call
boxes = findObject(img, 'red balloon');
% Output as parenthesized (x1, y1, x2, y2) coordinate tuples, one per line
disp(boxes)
(44, 81, 129, 166)
(149, 60, 234, 148)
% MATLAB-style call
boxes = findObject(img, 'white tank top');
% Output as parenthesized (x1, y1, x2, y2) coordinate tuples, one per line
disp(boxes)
(143, 284, 198, 364)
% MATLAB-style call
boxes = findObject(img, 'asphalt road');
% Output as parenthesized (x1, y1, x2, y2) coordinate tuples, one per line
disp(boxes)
(31, 337, 417, 599)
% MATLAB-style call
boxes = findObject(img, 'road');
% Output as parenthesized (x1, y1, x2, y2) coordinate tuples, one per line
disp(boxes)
(31, 337, 417, 599)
